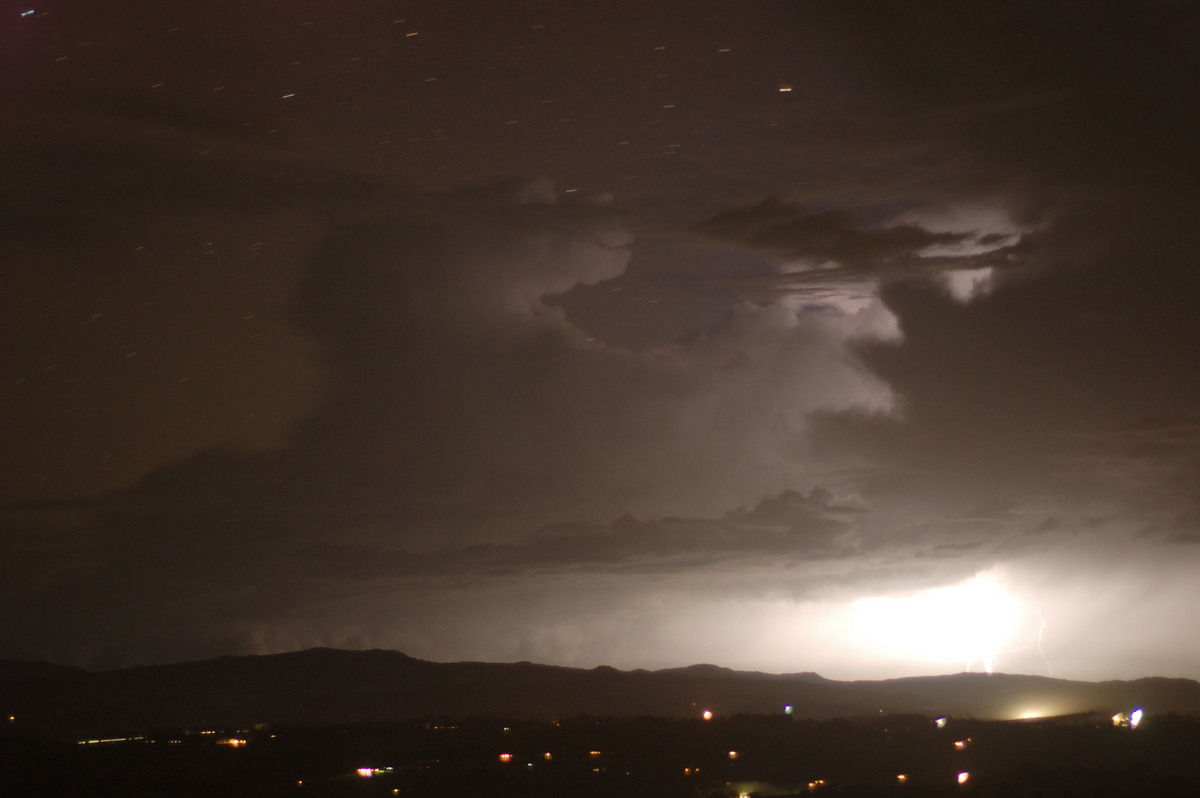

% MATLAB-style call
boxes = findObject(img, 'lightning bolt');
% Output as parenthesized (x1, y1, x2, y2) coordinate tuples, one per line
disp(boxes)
(991, 604, 1054, 677)
(1034, 606, 1053, 677)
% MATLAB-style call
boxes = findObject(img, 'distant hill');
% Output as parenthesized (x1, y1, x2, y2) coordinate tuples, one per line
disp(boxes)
(3, 648, 1198, 739)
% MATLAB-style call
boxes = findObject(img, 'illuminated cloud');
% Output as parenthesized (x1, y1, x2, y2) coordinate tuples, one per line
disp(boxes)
(264, 182, 910, 524)
(3, 0, 1198, 683)
(696, 195, 1028, 299)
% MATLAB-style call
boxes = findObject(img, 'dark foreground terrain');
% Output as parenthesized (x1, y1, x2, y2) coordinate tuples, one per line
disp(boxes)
(4, 711, 1199, 798)
(6, 648, 1200, 736)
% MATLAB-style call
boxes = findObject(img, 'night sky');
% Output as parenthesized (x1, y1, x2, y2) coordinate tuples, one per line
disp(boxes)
(4, 1, 1199, 680)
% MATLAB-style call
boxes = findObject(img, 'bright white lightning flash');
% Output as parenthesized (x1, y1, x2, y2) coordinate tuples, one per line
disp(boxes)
(851, 569, 1050, 674)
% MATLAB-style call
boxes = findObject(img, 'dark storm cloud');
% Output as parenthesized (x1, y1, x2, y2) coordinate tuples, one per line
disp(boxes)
(7, 126, 1177, 672)
(217, 177, 954, 539)
(0, 109, 388, 258)
(807, 0, 1200, 167)
(1064, 419, 1200, 538)
(0, 170, 983, 666)
(782, 0, 1200, 549)
(699, 196, 966, 265)
(291, 487, 852, 581)
(50, 174, 904, 534)
(7, 0, 1200, 678)
(0, 473, 1045, 668)
(695, 194, 1029, 298)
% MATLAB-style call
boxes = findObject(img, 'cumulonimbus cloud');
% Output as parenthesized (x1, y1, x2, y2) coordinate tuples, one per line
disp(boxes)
(0, 179, 1055, 668)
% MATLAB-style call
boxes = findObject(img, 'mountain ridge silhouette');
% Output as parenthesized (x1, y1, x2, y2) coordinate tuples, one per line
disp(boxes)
(4, 648, 1198, 739)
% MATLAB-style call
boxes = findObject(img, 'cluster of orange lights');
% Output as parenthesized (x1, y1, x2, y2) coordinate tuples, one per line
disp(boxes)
(63, 710, 1001, 792)
(481, 713, 992, 792)
(499, 751, 561, 763)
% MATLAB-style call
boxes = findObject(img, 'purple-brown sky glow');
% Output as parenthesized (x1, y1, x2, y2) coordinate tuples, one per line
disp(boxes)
(3, 1, 1199, 680)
